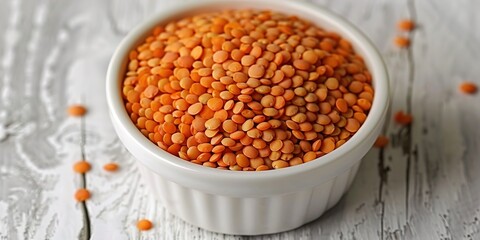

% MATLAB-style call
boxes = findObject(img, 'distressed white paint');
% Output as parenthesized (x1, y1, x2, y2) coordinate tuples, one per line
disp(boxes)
(1, 0, 480, 239)
(1, 0, 21, 107)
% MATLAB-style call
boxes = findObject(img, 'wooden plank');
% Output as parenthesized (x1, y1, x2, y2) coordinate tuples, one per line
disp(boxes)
(405, 0, 480, 239)
(0, 0, 87, 239)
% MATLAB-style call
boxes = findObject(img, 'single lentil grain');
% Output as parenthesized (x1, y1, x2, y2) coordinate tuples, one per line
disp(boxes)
(374, 135, 389, 148)
(394, 111, 413, 125)
(397, 19, 415, 31)
(248, 64, 265, 78)
(103, 162, 119, 172)
(73, 161, 91, 174)
(137, 219, 153, 231)
(75, 188, 90, 202)
(68, 105, 87, 117)
(459, 82, 477, 94)
(394, 36, 410, 48)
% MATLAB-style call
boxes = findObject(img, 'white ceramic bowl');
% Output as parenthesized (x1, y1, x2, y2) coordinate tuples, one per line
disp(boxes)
(107, 0, 389, 235)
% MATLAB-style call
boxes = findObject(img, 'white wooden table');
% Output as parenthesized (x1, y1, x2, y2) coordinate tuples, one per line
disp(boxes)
(1, 0, 479, 239)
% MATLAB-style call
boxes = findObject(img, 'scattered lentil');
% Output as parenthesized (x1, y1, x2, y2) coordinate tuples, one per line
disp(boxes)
(137, 219, 153, 231)
(68, 105, 87, 117)
(374, 135, 389, 148)
(103, 162, 119, 172)
(394, 36, 410, 48)
(75, 188, 90, 202)
(394, 110, 413, 125)
(459, 82, 477, 94)
(397, 19, 415, 31)
(73, 161, 91, 174)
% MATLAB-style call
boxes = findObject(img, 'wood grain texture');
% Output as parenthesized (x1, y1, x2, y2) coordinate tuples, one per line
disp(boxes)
(1, 0, 479, 239)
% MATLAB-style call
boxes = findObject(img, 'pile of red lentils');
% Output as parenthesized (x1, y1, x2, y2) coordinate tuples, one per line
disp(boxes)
(122, 9, 375, 171)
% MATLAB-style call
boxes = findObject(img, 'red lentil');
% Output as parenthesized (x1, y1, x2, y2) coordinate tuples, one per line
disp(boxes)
(75, 188, 90, 202)
(459, 82, 477, 94)
(73, 161, 91, 174)
(137, 219, 153, 231)
(122, 9, 375, 171)
(397, 19, 415, 31)
(394, 110, 413, 125)
(374, 135, 389, 148)
(68, 105, 87, 117)
(394, 36, 410, 48)
(103, 162, 119, 172)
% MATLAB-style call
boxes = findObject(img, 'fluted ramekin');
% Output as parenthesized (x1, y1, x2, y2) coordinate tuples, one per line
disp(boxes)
(107, 0, 389, 235)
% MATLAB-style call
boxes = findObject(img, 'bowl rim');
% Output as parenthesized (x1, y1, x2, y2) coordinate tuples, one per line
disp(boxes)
(106, 0, 389, 186)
